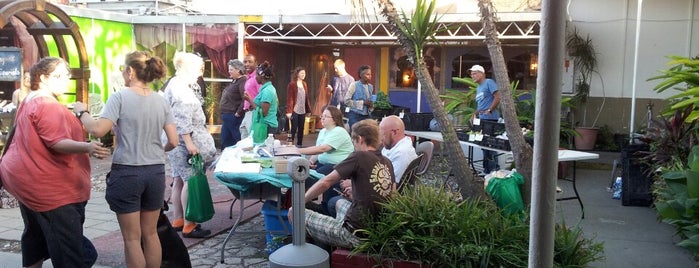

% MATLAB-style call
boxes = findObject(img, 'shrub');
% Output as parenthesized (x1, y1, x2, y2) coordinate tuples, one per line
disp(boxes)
(354, 186, 604, 267)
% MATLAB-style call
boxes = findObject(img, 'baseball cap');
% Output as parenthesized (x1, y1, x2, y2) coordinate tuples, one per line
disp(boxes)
(469, 65, 485, 73)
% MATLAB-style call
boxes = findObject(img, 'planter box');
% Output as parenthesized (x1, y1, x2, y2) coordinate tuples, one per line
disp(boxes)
(331, 248, 431, 268)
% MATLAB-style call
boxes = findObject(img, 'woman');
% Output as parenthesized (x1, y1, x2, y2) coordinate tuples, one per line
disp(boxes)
(244, 61, 279, 139)
(11, 71, 30, 108)
(74, 51, 178, 268)
(298, 106, 354, 215)
(163, 52, 217, 238)
(0, 57, 110, 267)
(286, 66, 311, 146)
(219, 59, 247, 148)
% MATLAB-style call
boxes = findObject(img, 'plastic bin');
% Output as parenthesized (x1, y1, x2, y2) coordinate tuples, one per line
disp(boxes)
(621, 144, 653, 206)
(261, 200, 293, 254)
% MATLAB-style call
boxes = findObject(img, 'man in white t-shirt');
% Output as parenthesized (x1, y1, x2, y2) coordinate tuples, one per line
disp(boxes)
(380, 115, 418, 182)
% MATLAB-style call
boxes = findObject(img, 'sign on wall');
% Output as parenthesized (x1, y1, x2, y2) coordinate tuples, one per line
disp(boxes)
(0, 47, 22, 82)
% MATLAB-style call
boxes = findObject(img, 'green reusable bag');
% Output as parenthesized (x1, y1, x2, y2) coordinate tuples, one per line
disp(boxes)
(485, 171, 525, 217)
(252, 108, 268, 144)
(185, 155, 215, 222)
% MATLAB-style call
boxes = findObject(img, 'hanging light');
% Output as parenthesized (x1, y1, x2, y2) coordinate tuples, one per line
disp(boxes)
(530, 53, 538, 77)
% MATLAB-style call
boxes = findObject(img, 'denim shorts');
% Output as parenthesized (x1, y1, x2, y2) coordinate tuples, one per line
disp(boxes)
(106, 164, 166, 214)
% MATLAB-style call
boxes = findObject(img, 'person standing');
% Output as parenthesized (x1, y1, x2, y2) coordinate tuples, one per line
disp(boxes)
(163, 52, 217, 238)
(244, 61, 279, 136)
(0, 57, 110, 267)
(327, 59, 354, 109)
(379, 115, 418, 181)
(289, 119, 395, 249)
(11, 71, 30, 108)
(75, 51, 179, 268)
(219, 59, 247, 148)
(470, 64, 501, 174)
(240, 54, 261, 139)
(286, 66, 311, 147)
(344, 65, 374, 132)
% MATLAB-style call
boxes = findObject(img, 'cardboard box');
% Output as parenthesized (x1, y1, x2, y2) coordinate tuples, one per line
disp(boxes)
(274, 156, 290, 174)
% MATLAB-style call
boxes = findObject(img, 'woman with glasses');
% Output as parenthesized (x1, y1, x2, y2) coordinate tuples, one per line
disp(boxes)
(0, 57, 111, 267)
(298, 106, 354, 215)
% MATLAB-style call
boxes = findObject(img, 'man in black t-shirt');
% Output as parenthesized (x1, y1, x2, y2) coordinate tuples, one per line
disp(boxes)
(290, 119, 394, 249)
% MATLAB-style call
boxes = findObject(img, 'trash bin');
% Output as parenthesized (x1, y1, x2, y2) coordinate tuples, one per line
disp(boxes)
(621, 144, 653, 206)
(262, 200, 293, 254)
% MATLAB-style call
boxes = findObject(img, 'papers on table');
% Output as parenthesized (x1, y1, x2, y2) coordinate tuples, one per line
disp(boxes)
(214, 147, 261, 174)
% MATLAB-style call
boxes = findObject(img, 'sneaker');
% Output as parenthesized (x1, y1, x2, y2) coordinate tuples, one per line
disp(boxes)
(182, 225, 210, 238)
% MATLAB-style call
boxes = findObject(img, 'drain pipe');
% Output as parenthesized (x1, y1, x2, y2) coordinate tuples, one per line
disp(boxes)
(269, 157, 329, 268)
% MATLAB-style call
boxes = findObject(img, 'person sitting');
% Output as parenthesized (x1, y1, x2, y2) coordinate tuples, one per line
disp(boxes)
(298, 105, 354, 214)
(298, 105, 354, 175)
(289, 119, 395, 249)
(379, 115, 418, 181)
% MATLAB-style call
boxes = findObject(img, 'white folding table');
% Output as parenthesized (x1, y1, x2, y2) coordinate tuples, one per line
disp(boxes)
(405, 131, 599, 218)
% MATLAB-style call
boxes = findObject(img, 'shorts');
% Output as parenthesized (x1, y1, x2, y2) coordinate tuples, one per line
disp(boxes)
(106, 164, 166, 214)
(19, 201, 96, 267)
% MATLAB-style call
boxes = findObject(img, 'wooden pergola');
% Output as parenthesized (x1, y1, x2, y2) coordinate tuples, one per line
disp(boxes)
(0, 0, 89, 104)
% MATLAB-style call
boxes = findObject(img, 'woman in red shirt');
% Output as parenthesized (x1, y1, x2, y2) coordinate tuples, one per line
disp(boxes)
(286, 66, 311, 146)
(0, 57, 110, 267)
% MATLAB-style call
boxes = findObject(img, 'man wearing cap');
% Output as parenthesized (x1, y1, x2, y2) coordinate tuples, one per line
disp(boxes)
(470, 64, 500, 174)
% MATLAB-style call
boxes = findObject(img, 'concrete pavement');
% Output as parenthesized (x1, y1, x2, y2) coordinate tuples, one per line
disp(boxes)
(0, 143, 695, 267)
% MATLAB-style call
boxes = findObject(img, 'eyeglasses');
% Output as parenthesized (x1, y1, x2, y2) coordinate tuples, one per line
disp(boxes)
(50, 72, 71, 79)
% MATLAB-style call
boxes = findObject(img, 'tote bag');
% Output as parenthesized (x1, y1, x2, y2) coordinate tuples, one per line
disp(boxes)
(252, 108, 268, 144)
(185, 155, 215, 222)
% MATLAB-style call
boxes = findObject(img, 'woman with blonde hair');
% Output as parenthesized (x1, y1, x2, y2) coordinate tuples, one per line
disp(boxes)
(162, 51, 216, 238)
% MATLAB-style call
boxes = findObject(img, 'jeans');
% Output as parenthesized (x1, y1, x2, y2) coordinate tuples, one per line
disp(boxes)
(221, 113, 243, 148)
(482, 149, 499, 174)
(290, 112, 306, 146)
(348, 111, 370, 132)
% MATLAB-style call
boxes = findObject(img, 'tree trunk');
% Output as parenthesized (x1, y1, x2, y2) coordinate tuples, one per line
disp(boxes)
(376, 0, 486, 199)
(478, 0, 534, 203)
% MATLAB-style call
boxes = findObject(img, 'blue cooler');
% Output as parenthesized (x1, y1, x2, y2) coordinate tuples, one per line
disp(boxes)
(261, 200, 292, 254)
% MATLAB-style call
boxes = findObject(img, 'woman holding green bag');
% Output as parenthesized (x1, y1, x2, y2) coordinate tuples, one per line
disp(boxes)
(244, 61, 279, 143)
(163, 52, 217, 238)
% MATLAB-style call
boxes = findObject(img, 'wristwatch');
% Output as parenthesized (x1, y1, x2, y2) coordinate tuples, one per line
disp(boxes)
(75, 110, 90, 119)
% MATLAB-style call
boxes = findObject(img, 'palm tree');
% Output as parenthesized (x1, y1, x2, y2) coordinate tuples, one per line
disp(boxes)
(355, 0, 485, 199)
(476, 0, 533, 202)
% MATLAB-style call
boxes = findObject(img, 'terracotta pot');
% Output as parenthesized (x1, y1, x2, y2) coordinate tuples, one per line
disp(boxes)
(574, 127, 598, 150)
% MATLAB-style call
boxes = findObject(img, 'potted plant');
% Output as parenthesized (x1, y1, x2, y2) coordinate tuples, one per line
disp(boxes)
(566, 28, 605, 150)
(372, 91, 393, 120)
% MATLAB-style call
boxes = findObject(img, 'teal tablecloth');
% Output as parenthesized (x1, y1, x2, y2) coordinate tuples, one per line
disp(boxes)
(214, 167, 324, 192)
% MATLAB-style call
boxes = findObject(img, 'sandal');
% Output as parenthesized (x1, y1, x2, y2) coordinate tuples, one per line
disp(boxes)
(182, 225, 211, 238)
(174, 223, 200, 232)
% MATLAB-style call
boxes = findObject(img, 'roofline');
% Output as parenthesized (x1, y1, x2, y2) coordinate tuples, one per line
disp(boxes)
(60, 4, 540, 25)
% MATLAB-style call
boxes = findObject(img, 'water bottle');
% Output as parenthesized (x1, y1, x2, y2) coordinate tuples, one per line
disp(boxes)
(612, 177, 622, 200)
(265, 134, 274, 149)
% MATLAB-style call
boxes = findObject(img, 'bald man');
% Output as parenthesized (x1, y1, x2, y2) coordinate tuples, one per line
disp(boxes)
(380, 115, 418, 182)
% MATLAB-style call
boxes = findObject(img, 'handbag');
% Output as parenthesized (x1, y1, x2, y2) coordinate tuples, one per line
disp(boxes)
(252, 108, 268, 144)
(185, 154, 215, 222)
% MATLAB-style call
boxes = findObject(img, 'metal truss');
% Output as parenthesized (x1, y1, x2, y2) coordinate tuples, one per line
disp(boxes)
(244, 20, 540, 41)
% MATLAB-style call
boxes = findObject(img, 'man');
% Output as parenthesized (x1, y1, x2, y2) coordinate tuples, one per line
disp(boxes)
(240, 54, 261, 139)
(470, 64, 500, 174)
(344, 65, 373, 132)
(380, 115, 418, 181)
(290, 119, 394, 249)
(327, 59, 354, 109)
